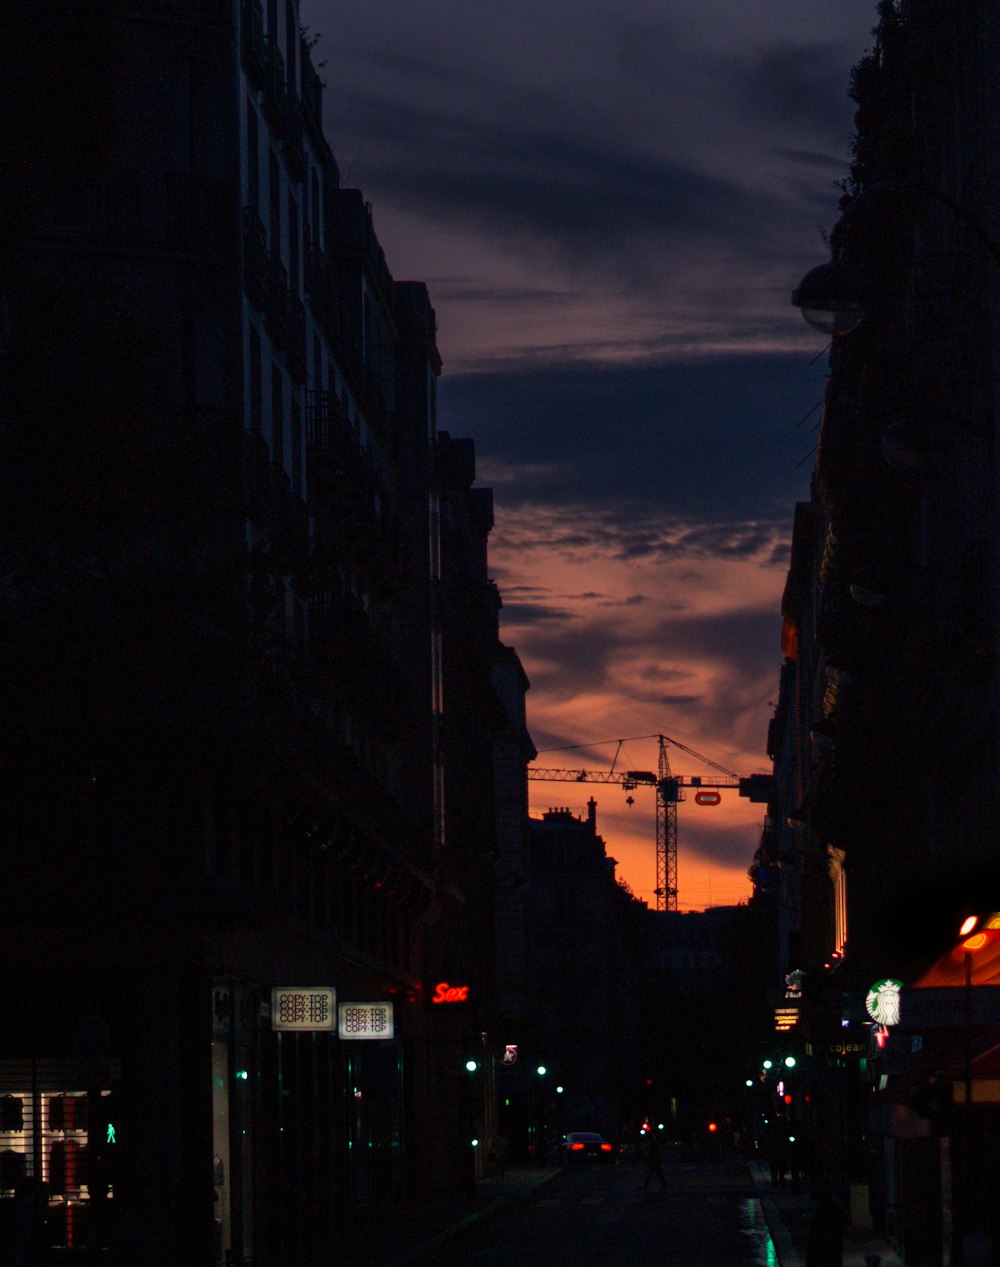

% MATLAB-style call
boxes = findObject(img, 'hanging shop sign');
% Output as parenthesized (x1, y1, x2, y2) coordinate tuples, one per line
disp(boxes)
(501, 1044, 519, 1065)
(338, 1002, 395, 1040)
(866, 978, 904, 1027)
(271, 987, 337, 1032)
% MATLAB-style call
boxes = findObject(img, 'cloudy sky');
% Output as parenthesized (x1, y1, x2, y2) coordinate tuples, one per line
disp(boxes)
(301, 0, 878, 908)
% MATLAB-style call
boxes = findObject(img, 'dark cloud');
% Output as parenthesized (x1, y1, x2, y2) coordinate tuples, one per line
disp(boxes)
(598, 594, 647, 608)
(654, 608, 780, 672)
(442, 353, 823, 523)
(497, 602, 577, 626)
(728, 41, 856, 137)
(338, 90, 776, 279)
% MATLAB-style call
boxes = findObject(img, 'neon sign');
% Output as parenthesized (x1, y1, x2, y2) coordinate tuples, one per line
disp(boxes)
(432, 982, 470, 1004)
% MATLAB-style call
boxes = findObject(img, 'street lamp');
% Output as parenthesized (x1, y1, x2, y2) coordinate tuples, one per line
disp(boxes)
(792, 259, 868, 336)
(791, 180, 1000, 336)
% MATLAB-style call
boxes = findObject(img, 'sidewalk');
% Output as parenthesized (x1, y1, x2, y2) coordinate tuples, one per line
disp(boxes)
(334, 1165, 562, 1264)
(749, 1161, 904, 1267)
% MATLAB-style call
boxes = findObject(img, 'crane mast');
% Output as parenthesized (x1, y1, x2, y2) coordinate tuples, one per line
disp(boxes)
(656, 736, 677, 911)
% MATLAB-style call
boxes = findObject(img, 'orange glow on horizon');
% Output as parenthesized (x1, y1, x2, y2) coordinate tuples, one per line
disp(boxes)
(494, 505, 779, 911)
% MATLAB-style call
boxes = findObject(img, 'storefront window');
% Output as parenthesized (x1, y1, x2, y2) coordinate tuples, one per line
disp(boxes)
(0, 1059, 118, 1251)
(212, 980, 257, 1265)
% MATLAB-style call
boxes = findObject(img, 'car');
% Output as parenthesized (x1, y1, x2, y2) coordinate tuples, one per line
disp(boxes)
(563, 1131, 615, 1163)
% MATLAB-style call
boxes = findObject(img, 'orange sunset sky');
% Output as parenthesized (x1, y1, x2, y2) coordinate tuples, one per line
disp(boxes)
(490, 506, 782, 910)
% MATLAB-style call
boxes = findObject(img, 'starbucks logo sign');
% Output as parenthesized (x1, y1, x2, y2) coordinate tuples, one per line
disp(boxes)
(866, 978, 903, 1026)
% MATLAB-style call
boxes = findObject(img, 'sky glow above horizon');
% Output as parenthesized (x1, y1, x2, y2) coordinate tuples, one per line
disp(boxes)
(301, 0, 879, 907)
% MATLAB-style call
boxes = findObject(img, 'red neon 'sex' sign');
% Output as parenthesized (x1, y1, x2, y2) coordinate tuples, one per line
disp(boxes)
(432, 982, 470, 1004)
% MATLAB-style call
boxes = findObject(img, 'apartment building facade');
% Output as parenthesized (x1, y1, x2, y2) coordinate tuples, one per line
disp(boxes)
(767, 2, 1000, 1259)
(0, 2, 507, 1261)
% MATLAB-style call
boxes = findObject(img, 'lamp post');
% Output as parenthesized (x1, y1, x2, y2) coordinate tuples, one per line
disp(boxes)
(791, 180, 1000, 335)
(958, 916, 987, 1258)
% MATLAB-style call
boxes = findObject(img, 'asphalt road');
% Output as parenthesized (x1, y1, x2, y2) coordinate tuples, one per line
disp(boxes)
(424, 1160, 779, 1265)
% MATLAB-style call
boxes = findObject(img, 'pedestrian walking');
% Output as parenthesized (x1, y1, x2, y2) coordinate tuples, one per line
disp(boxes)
(641, 1132, 666, 1191)
(765, 1118, 790, 1188)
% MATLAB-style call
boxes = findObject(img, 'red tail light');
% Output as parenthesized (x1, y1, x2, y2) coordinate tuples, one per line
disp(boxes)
(600, 1143, 612, 1151)
(570, 1142, 585, 1151)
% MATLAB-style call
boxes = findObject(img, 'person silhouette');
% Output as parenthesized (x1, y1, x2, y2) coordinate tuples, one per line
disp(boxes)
(642, 1133, 666, 1191)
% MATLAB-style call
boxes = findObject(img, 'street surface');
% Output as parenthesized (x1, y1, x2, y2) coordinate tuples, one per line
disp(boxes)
(425, 1160, 779, 1265)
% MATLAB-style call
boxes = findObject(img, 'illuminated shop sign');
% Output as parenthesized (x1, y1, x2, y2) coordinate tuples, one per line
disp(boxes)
(338, 1002, 395, 1040)
(866, 979, 903, 1026)
(774, 1007, 800, 1032)
(431, 981, 470, 1004)
(271, 988, 336, 1032)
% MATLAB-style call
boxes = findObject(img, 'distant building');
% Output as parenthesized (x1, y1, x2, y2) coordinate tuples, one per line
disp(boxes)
(520, 802, 646, 1149)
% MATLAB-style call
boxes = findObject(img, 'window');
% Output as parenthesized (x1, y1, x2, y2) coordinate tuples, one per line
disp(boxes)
(246, 100, 259, 214)
(271, 366, 284, 466)
(249, 327, 262, 433)
(287, 192, 299, 293)
(269, 151, 281, 254)
(284, 0, 297, 89)
(291, 397, 302, 496)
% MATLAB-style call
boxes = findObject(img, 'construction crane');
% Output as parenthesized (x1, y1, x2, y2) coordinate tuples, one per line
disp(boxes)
(527, 734, 772, 912)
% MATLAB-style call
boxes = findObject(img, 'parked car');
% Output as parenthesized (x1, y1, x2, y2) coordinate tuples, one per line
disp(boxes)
(563, 1131, 615, 1163)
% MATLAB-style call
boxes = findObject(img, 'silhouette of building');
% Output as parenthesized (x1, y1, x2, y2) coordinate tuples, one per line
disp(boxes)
(518, 802, 646, 1152)
(0, 2, 516, 1260)
(766, 2, 1000, 1260)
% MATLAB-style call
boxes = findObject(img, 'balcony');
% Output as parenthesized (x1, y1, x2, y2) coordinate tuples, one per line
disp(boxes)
(240, 0, 266, 89)
(241, 208, 269, 310)
(265, 253, 290, 348)
(306, 392, 368, 501)
(287, 295, 307, 382)
(285, 105, 306, 183)
(241, 430, 306, 543)
(303, 250, 351, 356)
(301, 50, 324, 144)
(262, 39, 292, 139)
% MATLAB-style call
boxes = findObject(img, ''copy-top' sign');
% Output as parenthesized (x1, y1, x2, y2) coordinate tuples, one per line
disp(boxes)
(271, 987, 337, 1031)
(339, 1002, 394, 1040)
